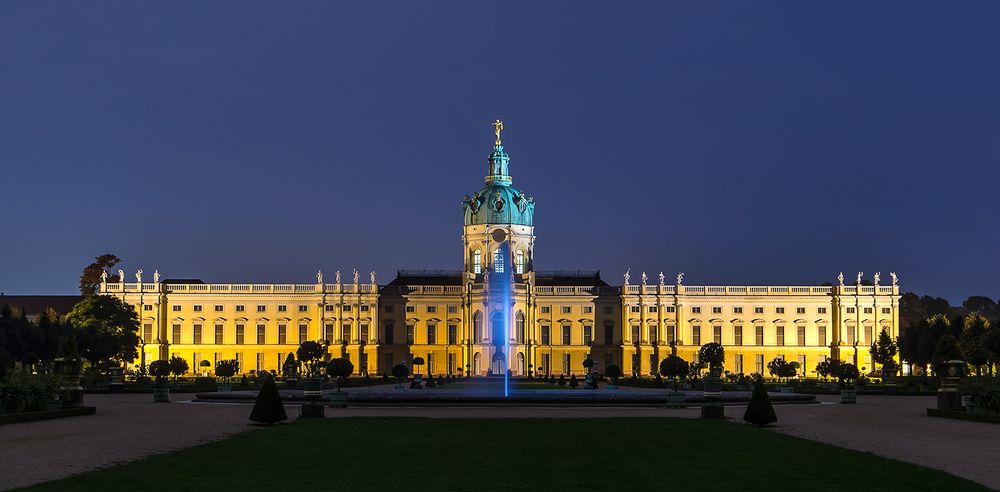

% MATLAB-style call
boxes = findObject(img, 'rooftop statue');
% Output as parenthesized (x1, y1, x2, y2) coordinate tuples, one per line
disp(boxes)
(623, 268, 630, 286)
(118, 269, 125, 283)
(838, 272, 844, 286)
(856, 271, 864, 285)
(100, 270, 108, 282)
(353, 269, 359, 285)
(890, 272, 898, 286)
(658, 271, 665, 286)
(317, 270, 323, 284)
(873, 272, 881, 286)
(641, 272, 647, 285)
(676, 272, 684, 285)
(335, 270, 341, 284)
(136, 269, 143, 283)
(153, 270, 160, 283)
(370, 271, 377, 285)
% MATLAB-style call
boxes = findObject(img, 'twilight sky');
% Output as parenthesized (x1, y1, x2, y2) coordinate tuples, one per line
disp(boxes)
(1, 2, 998, 302)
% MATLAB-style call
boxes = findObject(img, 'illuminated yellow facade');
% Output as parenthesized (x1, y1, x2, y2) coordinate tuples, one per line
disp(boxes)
(100, 124, 900, 378)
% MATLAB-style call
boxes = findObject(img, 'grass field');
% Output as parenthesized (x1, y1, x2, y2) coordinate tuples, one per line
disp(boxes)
(21, 418, 988, 491)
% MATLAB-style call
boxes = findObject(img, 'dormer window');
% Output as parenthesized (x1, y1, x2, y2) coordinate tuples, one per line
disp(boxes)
(473, 250, 482, 274)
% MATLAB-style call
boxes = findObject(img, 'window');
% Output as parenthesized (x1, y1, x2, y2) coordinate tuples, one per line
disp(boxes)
(541, 325, 551, 345)
(631, 325, 640, 345)
(277, 324, 287, 344)
(325, 305, 334, 312)
(712, 307, 722, 314)
(427, 324, 437, 344)
(385, 305, 395, 313)
(798, 355, 806, 376)
(256, 353, 264, 372)
(776, 326, 785, 346)
(448, 306, 458, 314)
(427, 306, 437, 313)
(563, 353, 571, 374)
(864, 326, 872, 345)
(713, 325, 722, 344)
(562, 324, 571, 345)
(214, 305, 223, 312)
(143, 323, 153, 343)
(818, 326, 827, 347)
(691, 306, 701, 314)
(648, 306, 658, 313)
(584, 325, 593, 345)
(818, 307, 827, 314)
(864, 307, 873, 314)
(342, 305, 352, 312)
(384, 322, 394, 344)
(256, 324, 265, 344)
(236, 305, 245, 312)
(448, 325, 457, 345)
(341, 323, 351, 342)
(846, 327, 856, 345)
(604, 306, 613, 315)
(734, 354, 743, 373)
(193, 305, 203, 312)
(604, 322, 614, 345)
(561, 306, 571, 314)
(515, 314, 525, 343)
(665, 306, 675, 313)
(667, 324, 676, 344)
(473, 249, 482, 274)
(278, 305, 287, 313)
(473, 313, 483, 341)
(541, 306, 550, 314)
(405, 305, 415, 313)
(754, 307, 763, 314)
(172, 324, 181, 344)
(776, 307, 785, 314)
(796, 307, 805, 314)
(325, 324, 334, 343)
(236, 324, 245, 344)
(298, 324, 307, 343)
(143, 304, 153, 311)
(215, 324, 224, 344)
(797, 326, 806, 346)
(583, 306, 593, 314)
(515, 250, 525, 274)
(734, 307, 743, 314)
(257, 305, 266, 312)
(193, 324, 203, 344)
(881, 307, 891, 314)
(755, 325, 764, 345)
(630, 306, 640, 313)
(692, 325, 701, 346)
(755, 354, 764, 374)
(406, 325, 414, 344)
(360, 324, 369, 343)
(172, 305, 181, 312)
(298, 305, 308, 313)
(492, 248, 504, 273)
(734, 325, 743, 346)
(846, 307, 856, 314)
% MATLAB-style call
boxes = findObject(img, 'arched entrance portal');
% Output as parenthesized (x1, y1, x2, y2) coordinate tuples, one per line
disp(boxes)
(490, 350, 506, 376)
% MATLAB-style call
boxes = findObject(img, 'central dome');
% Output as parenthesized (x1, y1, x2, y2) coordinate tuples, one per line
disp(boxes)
(462, 142, 534, 226)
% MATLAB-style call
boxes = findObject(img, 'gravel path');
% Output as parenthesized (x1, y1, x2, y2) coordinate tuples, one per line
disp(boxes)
(2, 393, 998, 490)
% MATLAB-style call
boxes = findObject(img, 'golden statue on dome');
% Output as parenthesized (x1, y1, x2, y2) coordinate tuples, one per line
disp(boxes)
(493, 119, 503, 146)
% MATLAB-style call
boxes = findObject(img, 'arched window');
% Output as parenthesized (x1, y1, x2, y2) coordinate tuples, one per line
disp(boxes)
(473, 250, 482, 274)
(473, 311, 483, 342)
(515, 312, 525, 344)
(493, 248, 504, 273)
(515, 250, 525, 274)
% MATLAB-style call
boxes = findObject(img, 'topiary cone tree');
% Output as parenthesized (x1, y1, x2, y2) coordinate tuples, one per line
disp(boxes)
(250, 373, 288, 425)
(743, 375, 777, 426)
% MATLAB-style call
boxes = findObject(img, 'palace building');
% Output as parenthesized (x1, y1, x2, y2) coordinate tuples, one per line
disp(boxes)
(100, 122, 900, 378)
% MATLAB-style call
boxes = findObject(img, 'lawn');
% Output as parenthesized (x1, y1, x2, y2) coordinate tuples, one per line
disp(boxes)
(21, 418, 988, 491)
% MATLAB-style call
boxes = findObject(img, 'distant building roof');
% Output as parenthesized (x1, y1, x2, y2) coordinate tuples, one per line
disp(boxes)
(533, 270, 608, 287)
(0, 295, 82, 317)
(386, 270, 464, 286)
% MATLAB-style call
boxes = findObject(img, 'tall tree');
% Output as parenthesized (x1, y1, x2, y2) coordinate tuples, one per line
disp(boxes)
(79, 254, 121, 296)
(870, 329, 898, 379)
(64, 295, 140, 371)
(962, 296, 998, 318)
(959, 313, 991, 375)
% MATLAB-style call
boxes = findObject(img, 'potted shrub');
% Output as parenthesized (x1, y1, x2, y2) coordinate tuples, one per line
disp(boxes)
(282, 354, 298, 388)
(149, 359, 171, 402)
(659, 354, 689, 408)
(215, 359, 239, 392)
(168, 356, 188, 388)
(411, 357, 425, 389)
(199, 359, 211, 376)
(326, 357, 354, 407)
(838, 362, 860, 404)
(605, 364, 622, 390)
(391, 364, 409, 391)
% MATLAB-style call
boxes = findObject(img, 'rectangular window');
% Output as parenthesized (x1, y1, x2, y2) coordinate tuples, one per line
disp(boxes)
(427, 324, 437, 344)
(776, 307, 785, 314)
(630, 306, 641, 313)
(692, 325, 701, 346)
(712, 307, 722, 314)
(427, 306, 437, 313)
(215, 324, 224, 344)
(818, 307, 827, 314)
(541, 306, 550, 314)
(755, 354, 764, 374)
(298, 324, 308, 343)
(325, 324, 334, 343)
(256, 353, 264, 372)
(797, 326, 806, 346)
(735, 354, 743, 373)
(448, 325, 457, 345)
(561, 306, 571, 314)
(406, 325, 414, 344)
(881, 307, 891, 314)
(257, 305, 266, 312)
(143, 304, 153, 311)
(755, 325, 764, 345)
(256, 324, 265, 344)
(298, 305, 308, 313)
(691, 307, 701, 314)
(798, 355, 806, 376)
(448, 306, 458, 313)
(360, 324, 369, 343)
(236, 324, 245, 345)
(583, 306, 593, 314)
(384, 322, 394, 344)
(776, 326, 785, 346)
(631, 325, 640, 345)
(360, 305, 369, 312)
(562, 324, 571, 345)
(584, 325, 593, 345)
(754, 307, 763, 314)
(143, 323, 153, 343)
(193, 305, 202, 312)
(172, 305, 181, 312)
(734, 306, 743, 314)
(278, 305, 287, 312)
(648, 326, 657, 344)
(734, 325, 743, 346)
(277, 324, 287, 344)
(341, 324, 351, 343)
(796, 307, 806, 314)
(236, 305, 245, 312)
(667, 324, 676, 344)
(172, 324, 181, 344)
(665, 306, 676, 313)
(385, 305, 395, 313)
(864, 326, 872, 345)
(847, 327, 855, 345)
(448, 353, 456, 374)
(325, 305, 334, 312)
(563, 353, 571, 374)
(342, 305, 352, 312)
(846, 307, 856, 314)
(818, 326, 827, 347)
(541, 325, 550, 345)
(405, 305, 415, 313)
(713, 325, 722, 344)
(214, 305, 223, 312)
(648, 306, 657, 313)
(603, 322, 613, 345)
(193, 324, 202, 344)
(864, 307, 873, 314)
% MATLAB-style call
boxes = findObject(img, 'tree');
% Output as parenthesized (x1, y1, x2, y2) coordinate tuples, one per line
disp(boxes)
(391, 363, 409, 384)
(411, 357, 425, 376)
(296, 341, 327, 377)
(767, 358, 798, 381)
(838, 362, 860, 385)
(569, 374, 579, 388)
(870, 329, 899, 379)
(148, 359, 171, 386)
(582, 358, 595, 373)
(64, 295, 140, 371)
(659, 354, 689, 391)
(557, 374, 566, 386)
(743, 375, 777, 426)
(325, 358, 354, 391)
(983, 327, 1000, 372)
(216, 359, 239, 382)
(168, 356, 189, 380)
(79, 254, 122, 296)
(932, 334, 962, 371)
(959, 313, 991, 375)
(698, 342, 725, 370)
(815, 360, 832, 380)
(604, 364, 622, 384)
(249, 373, 288, 425)
(962, 296, 998, 318)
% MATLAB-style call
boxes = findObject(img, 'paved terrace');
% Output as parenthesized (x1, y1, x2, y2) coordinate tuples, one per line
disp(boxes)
(0, 392, 997, 490)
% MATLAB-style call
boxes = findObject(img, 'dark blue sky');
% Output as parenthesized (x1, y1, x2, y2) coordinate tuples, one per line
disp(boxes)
(1, 2, 998, 301)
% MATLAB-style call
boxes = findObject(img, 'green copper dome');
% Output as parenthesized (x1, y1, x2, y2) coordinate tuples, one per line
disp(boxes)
(463, 144, 535, 226)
